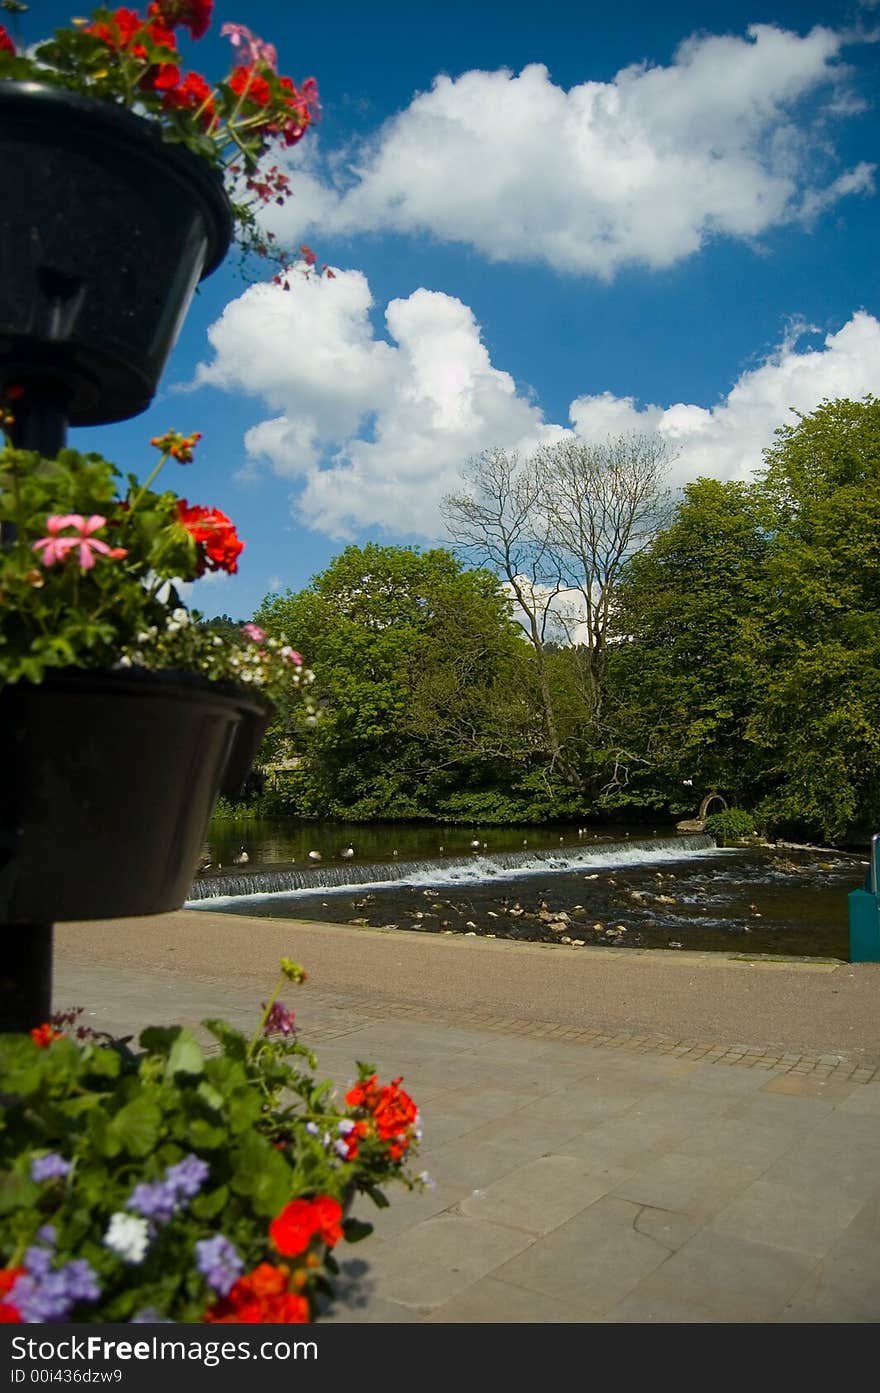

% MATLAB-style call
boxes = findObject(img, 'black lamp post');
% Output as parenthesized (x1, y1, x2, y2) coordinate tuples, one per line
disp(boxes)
(0, 81, 234, 1033)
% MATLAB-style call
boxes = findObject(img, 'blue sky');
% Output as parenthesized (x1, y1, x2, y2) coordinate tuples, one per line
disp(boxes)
(31, 0, 880, 618)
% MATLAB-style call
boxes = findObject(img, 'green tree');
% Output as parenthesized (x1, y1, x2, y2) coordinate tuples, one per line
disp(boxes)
(255, 544, 540, 820)
(743, 397, 880, 838)
(607, 397, 880, 841)
(606, 476, 769, 810)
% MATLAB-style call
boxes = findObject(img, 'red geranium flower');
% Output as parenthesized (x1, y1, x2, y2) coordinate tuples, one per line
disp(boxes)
(148, 0, 213, 41)
(141, 61, 181, 91)
(177, 501, 244, 575)
(30, 1023, 62, 1048)
(0, 1267, 24, 1323)
(0, 24, 16, 56)
(87, 7, 177, 55)
(204, 1264, 310, 1324)
(228, 64, 271, 108)
(162, 71, 215, 126)
(269, 1195, 343, 1257)
(345, 1074, 419, 1160)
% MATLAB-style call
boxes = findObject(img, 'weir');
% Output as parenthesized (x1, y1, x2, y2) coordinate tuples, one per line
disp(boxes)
(187, 833, 716, 902)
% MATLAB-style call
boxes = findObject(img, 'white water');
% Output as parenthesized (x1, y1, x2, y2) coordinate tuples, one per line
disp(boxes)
(186, 834, 722, 908)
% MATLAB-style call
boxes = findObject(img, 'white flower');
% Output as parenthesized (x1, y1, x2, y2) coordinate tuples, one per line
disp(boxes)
(104, 1212, 150, 1264)
(170, 608, 189, 626)
(213, 636, 224, 647)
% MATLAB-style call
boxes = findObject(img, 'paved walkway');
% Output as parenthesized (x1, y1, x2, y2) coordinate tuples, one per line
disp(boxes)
(54, 912, 880, 1323)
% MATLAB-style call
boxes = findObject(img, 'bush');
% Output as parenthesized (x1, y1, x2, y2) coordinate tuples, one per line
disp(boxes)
(703, 808, 756, 844)
(0, 961, 424, 1323)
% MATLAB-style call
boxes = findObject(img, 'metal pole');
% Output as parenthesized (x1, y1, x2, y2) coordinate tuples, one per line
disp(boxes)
(0, 925, 54, 1032)
(1, 388, 68, 1029)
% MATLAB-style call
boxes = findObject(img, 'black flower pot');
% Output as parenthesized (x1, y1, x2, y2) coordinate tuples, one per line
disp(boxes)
(0, 669, 270, 923)
(0, 82, 232, 427)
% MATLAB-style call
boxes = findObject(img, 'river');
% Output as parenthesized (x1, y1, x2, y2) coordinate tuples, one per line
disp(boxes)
(187, 819, 867, 960)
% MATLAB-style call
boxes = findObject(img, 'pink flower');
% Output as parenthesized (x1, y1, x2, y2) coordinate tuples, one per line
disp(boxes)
(33, 515, 128, 571)
(220, 22, 277, 71)
(261, 1000, 296, 1038)
(242, 623, 266, 643)
(281, 647, 303, 666)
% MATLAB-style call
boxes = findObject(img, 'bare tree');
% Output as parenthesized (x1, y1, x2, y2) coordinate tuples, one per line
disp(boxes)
(442, 434, 673, 786)
(537, 432, 674, 715)
(441, 447, 570, 776)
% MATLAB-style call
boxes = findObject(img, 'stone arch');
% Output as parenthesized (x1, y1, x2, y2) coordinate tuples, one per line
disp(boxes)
(698, 791, 728, 820)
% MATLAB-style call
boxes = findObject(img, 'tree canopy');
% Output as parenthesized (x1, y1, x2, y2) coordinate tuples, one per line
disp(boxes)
(238, 398, 880, 841)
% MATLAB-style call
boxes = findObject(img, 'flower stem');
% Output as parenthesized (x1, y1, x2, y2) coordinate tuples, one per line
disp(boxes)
(248, 971, 287, 1058)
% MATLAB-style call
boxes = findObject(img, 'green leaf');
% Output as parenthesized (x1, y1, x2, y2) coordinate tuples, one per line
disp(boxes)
(108, 1095, 162, 1157)
(225, 1089, 262, 1132)
(202, 1019, 247, 1060)
(166, 1030, 204, 1079)
(190, 1185, 229, 1221)
(196, 1080, 225, 1113)
(139, 1026, 180, 1056)
(0, 1170, 38, 1215)
(82, 1046, 122, 1079)
(181, 1116, 226, 1150)
(230, 1133, 292, 1216)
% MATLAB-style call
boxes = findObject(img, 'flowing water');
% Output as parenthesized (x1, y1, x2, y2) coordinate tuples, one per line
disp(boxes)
(188, 820, 867, 959)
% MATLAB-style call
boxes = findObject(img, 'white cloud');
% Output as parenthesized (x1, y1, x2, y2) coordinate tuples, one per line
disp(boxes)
(569, 311, 880, 488)
(194, 266, 880, 540)
(265, 24, 874, 278)
(194, 266, 564, 538)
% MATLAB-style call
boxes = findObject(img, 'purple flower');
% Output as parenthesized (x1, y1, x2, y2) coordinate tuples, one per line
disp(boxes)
(24, 1246, 53, 1279)
(11, 1258, 100, 1322)
(30, 1153, 71, 1182)
(262, 1000, 296, 1038)
(128, 1155, 209, 1223)
(64, 1261, 101, 1303)
(165, 1155, 209, 1199)
(128, 1180, 178, 1224)
(195, 1234, 244, 1296)
(36, 1225, 57, 1246)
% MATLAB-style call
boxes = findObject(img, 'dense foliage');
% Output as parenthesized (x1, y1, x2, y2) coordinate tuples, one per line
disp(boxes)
(702, 809, 757, 844)
(235, 398, 878, 843)
(253, 544, 562, 822)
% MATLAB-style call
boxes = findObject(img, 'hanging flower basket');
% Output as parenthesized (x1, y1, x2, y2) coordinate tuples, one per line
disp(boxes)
(0, 668, 270, 923)
(0, 81, 232, 426)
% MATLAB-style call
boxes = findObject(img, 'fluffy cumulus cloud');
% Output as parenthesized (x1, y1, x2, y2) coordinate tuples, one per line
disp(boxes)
(194, 270, 880, 539)
(268, 24, 874, 278)
(194, 267, 564, 538)
(569, 311, 880, 488)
